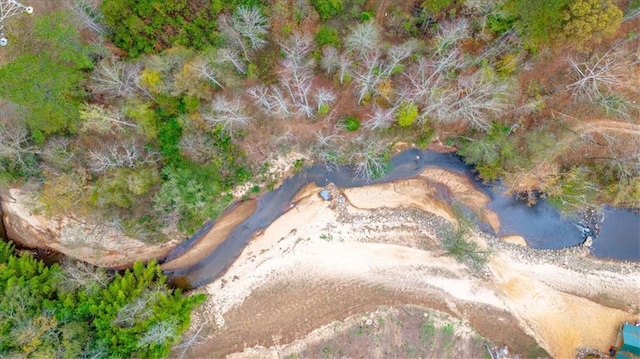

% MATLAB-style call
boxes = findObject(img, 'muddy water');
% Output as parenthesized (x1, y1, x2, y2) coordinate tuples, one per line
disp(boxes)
(162, 149, 640, 288)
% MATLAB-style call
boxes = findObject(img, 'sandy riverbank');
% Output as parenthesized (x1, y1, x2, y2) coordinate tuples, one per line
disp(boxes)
(176, 169, 640, 358)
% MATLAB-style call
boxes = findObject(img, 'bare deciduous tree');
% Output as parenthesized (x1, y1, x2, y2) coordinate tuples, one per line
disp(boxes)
(0, 117, 33, 169)
(348, 135, 390, 180)
(179, 132, 214, 164)
(138, 320, 178, 348)
(79, 104, 138, 134)
(364, 105, 396, 130)
(59, 259, 112, 292)
(202, 95, 252, 137)
(88, 141, 158, 174)
(220, 5, 269, 61)
(320, 46, 339, 74)
(65, 0, 106, 35)
(567, 50, 625, 102)
(278, 34, 317, 117)
(91, 59, 146, 98)
(433, 19, 470, 56)
(345, 21, 380, 56)
(114, 285, 164, 328)
(247, 85, 272, 110)
(186, 57, 224, 89)
(384, 39, 420, 76)
(232, 5, 269, 51)
(172, 320, 210, 359)
(315, 88, 336, 113)
(218, 48, 247, 74)
(448, 71, 511, 129)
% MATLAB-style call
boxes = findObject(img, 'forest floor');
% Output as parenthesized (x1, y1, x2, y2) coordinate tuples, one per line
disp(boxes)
(173, 169, 640, 359)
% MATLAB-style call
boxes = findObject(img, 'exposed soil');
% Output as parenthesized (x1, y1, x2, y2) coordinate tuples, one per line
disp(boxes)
(161, 200, 257, 271)
(174, 169, 640, 359)
(195, 278, 542, 358)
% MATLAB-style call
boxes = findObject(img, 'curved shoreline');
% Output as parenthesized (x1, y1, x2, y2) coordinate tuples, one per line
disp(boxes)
(161, 148, 638, 289)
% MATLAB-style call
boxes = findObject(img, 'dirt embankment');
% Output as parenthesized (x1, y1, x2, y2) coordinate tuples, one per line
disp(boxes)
(1, 189, 178, 268)
(175, 168, 640, 359)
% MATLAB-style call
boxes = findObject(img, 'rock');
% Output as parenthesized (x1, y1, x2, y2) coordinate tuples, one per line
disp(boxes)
(319, 189, 333, 201)
(582, 236, 593, 248)
(500, 235, 528, 247)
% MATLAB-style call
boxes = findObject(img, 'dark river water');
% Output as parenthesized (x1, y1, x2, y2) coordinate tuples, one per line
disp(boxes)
(162, 149, 640, 288)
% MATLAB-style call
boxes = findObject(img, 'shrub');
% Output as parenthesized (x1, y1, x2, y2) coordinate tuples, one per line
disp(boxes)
(441, 206, 489, 270)
(92, 166, 161, 209)
(343, 116, 361, 131)
(396, 102, 419, 127)
(310, 0, 344, 20)
(315, 25, 340, 48)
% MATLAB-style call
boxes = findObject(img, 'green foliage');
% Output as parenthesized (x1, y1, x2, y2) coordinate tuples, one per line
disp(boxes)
(504, 0, 569, 49)
(154, 122, 250, 232)
(127, 100, 159, 140)
(441, 206, 489, 270)
(0, 12, 92, 139)
(606, 177, 640, 208)
(86, 261, 205, 358)
(422, 0, 455, 16)
(0, 241, 205, 358)
(487, 13, 517, 35)
(311, 0, 344, 20)
(561, 0, 622, 48)
(92, 166, 161, 209)
(100, 0, 224, 57)
(395, 102, 419, 128)
(33, 12, 96, 70)
(315, 25, 341, 48)
(144, 93, 252, 233)
(458, 123, 515, 181)
(545, 167, 599, 212)
(504, 0, 622, 49)
(343, 116, 361, 131)
(154, 163, 234, 233)
(157, 116, 184, 167)
(0, 55, 84, 139)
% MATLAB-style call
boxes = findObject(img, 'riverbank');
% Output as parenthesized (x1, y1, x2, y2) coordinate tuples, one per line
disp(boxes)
(176, 175, 640, 358)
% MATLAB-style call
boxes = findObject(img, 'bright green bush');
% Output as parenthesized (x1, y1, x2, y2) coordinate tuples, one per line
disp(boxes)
(310, 0, 344, 20)
(396, 102, 419, 127)
(343, 116, 361, 131)
(315, 25, 340, 48)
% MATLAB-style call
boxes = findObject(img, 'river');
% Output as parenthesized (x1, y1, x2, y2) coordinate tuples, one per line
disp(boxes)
(162, 149, 640, 288)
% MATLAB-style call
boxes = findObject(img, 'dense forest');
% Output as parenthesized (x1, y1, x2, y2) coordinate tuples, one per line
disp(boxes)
(0, 240, 205, 357)
(0, 0, 638, 239)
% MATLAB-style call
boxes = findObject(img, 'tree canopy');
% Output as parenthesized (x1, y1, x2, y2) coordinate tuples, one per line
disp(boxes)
(0, 240, 205, 358)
